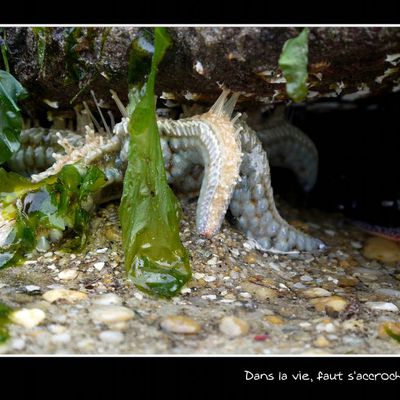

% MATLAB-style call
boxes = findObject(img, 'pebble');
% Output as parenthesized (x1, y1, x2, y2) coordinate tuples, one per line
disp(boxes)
(90, 306, 134, 325)
(375, 288, 400, 299)
(24, 285, 41, 293)
(48, 324, 67, 334)
(364, 302, 399, 312)
(92, 293, 122, 306)
(378, 322, 400, 339)
(201, 295, 217, 300)
(301, 288, 332, 298)
(219, 316, 249, 337)
(96, 248, 108, 254)
(204, 275, 216, 282)
(51, 333, 71, 344)
(58, 269, 79, 281)
(338, 276, 359, 288)
(43, 289, 88, 303)
(313, 335, 331, 348)
(11, 338, 26, 351)
(244, 252, 258, 264)
(363, 237, 400, 262)
(264, 315, 284, 325)
(300, 275, 313, 282)
(10, 308, 46, 328)
(310, 296, 349, 313)
(94, 262, 105, 271)
(241, 281, 278, 300)
(160, 316, 201, 334)
(99, 330, 124, 343)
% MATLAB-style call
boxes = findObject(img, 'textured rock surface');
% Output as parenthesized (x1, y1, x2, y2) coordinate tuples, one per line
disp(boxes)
(3, 27, 400, 117)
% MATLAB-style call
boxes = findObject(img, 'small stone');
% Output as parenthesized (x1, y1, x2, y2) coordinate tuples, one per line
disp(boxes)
(239, 292, 252, 299)
(375, 288, 400, 299)
(25, 285, 41, 293)
(92, 293, 122, 306)
(338, 276, 359, 288)
(219, 316, 249, 337)
(301, 287, 332, 298)
(313, 335, 331, 348)
(204, 275, 216, 282)
(193, 272, 205, 280)
(48, 324, 67, 334)
(51, 333, 71, 344)
(160, 316, 201, 334)
(310, 296, 348, 313)
(10, 308, 46, 328)
(378, 322, 400, 339)
(105, 227, 120, 242)
(300, 275, 313, 282)
(362, 237, 400, 262)
(90, 305, 134, 325)
(58, 269, 79, 280)
(264, 315, 284, 325)
(133, 292, 144, 300)
(99, 330, 124, 343)
(94, 262, 105, 271)
(43, 289, 88, 303)
(365, 301, 399, 312)
(244, 252, 258, 264)
(96, 248, 108, 253)
(241, 281, 278, 300)
(11, 338, 26, 350)
(201, 294, 217, 300)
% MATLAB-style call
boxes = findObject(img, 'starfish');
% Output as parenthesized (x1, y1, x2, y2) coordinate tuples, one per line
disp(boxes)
(6, 90, 325, 253)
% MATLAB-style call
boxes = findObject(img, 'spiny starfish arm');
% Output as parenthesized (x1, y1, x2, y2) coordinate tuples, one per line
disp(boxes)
(157, 117, 242, 237)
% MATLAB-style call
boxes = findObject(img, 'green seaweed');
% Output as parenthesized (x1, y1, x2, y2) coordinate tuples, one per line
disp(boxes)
(279, 28, 309, 102)
(0, 29, 10, 73)
(0, 70, 28, 165)
(0, 164, 107, 269)
(0, 303, 12, 344)
(32, 27, 50, 70)
(120, 27, 191, 298)
(64, 27, 84, 83)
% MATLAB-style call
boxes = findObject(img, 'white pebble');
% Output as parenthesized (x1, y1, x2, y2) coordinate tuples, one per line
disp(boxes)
(193, 272, 205, 280)
(51, 333, 71, 344)
(133, 292, 144, 300)
(11, 338, 26, 350)
(96, 248, 108, 254)
(58, 269, 79, 280)
(239, 292, 252, 299)
(92, 293, 122, 306)
(180, 287, 192, 294)
(219, 316, 249, 337)
(204, 275, 216, 282)
(90, 305, 134, 325)
(94, 262, 105, 271)
(47, 264, 57, 271)
(11, 308, 46, 328)
(99, 330, 124, 343)
(201, 295, 217, 300)
(43, 289, 88, 303)
(365, 302, 399, 312)
(25, 285, 41, 292)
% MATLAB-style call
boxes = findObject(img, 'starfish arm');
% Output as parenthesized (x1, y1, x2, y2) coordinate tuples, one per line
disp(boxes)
(230, 120, 325, 252)
(157, 116, 242, 237)
(257, 119, 319, 193)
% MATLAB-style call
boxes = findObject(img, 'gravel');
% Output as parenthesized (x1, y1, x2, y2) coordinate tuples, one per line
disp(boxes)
(0, 199, 400, 354)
